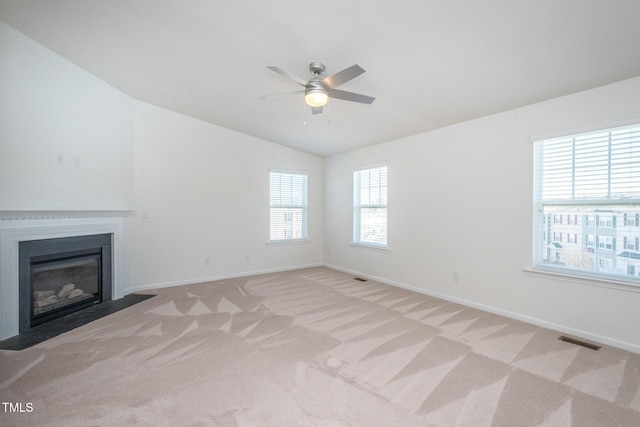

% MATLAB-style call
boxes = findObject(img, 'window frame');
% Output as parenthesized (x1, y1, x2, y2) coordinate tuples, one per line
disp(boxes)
(352, 164, 388, 249)
(531, 121, 640, 288)
(268, 169, 308, 243)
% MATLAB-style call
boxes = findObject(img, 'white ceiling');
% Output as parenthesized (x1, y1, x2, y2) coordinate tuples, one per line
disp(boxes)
(2, 1, 640, 157)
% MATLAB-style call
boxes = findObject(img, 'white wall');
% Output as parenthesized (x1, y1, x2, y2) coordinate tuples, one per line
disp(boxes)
(0, 20, 324, 292)
(324, 76, 640, 351)
(123, 102, 323, 290)
(0, 21, 134, 211)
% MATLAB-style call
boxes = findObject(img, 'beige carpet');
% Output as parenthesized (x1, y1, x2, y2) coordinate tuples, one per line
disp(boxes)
(1, 266, 639, 426)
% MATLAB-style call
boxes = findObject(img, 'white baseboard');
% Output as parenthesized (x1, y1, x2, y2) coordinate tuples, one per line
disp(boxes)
(123, 263, 324, 294)
(324, 263, 640, 354)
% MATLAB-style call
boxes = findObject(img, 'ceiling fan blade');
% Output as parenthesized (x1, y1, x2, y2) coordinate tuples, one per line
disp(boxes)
(266, 66, 308, 86)
(311, 106, 323, 115)
(328, 88, 375, 104)
(322, 64, 365, 89)
(258, 90, 304, 101)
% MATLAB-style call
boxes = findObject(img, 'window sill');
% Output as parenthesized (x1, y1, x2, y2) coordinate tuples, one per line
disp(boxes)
(266, 239, 311, 246)
(523, 266, 640, 293)
(350, 242, 389, 252)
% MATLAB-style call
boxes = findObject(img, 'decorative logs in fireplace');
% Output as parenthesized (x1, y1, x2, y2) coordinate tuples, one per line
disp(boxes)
(33, 283, 93, 315)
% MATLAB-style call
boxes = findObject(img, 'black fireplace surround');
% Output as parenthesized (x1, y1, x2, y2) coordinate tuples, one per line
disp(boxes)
(18, 234, 112, 332)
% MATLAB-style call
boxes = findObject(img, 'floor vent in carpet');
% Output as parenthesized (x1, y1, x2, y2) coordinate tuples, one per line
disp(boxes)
(353, 277, 368, 282)
(558, 335, 601, 351)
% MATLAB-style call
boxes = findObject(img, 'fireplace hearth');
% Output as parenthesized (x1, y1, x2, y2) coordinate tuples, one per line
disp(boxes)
(19, 234, 112, 332)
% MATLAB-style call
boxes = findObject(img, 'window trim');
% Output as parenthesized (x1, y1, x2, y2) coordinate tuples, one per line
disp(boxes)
(352, 164, 388, 249)
(531, 120, 640, 288)
(529, 115, 640, 143)
(523, 265, 640, 293)
(350, 241, 390, 251)
(268, 169, 308, 243)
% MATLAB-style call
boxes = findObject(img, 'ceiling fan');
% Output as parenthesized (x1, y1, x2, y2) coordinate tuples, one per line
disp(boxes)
(259, 62, 375, 115)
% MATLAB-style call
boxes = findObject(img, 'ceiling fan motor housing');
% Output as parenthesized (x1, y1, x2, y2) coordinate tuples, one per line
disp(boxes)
(309, 62, 326, 76)
(306, 78, 327, 91)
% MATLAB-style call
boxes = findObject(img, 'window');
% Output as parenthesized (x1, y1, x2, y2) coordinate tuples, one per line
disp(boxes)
(624, 237, 639, 251)
(624, 213, 639, 226)
(269, 171, 307, 241)
(598, 216, 613, 228)
(353, 165, 387, 247)
(533, 122, 640, 284)
(598, 237, 614, 250)
(599, 258, 613, 269)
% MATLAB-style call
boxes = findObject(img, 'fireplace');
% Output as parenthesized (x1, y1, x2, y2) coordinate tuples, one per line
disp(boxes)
(18, 234, 112, 331)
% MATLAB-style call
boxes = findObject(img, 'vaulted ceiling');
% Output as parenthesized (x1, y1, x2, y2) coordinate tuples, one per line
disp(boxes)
(2, 1, 640, 156)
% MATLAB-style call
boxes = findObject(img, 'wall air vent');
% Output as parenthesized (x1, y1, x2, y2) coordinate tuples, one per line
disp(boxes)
(558, 335, 601, 351)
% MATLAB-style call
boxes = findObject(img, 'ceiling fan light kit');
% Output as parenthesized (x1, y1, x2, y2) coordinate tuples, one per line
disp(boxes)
(304, 86, 329, 107)
(262, 62, 375, 114)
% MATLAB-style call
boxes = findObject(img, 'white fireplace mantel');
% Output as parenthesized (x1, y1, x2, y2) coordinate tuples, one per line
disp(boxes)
(0, 212, 129, 340)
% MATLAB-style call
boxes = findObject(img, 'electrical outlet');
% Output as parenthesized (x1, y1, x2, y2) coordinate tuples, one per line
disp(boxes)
(452, 273, 459, 283)
(204, 258, 211, 266)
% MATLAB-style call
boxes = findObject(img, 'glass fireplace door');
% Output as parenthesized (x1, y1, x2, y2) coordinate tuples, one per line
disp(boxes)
(31, 254, 101, 323)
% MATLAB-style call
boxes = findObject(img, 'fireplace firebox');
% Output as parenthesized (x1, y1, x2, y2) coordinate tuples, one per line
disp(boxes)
(18, 234, 112, 331)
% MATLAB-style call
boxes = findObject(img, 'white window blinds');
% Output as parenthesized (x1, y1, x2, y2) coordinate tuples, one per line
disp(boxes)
(353, 165, 388, 247)
(533, 123, 640, 284)
(537, 125, 640, 202)
(269, 171, 308, 241)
